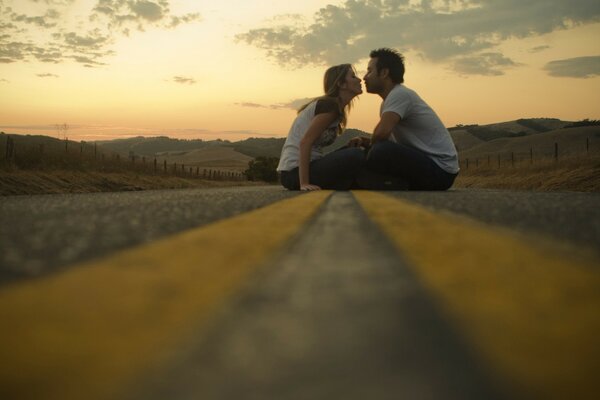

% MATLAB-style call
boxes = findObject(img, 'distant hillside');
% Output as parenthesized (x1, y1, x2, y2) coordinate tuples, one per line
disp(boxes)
(96, 136, 211, 156)
(155, 146, 253, 172)
(449, 129, 484, 152)
(230, 137, 285, 158)
(95, 136, 286, 159)
(448, 118, 573, 143)
(459, 126, 600, 160)
(5, 118, 597, 170)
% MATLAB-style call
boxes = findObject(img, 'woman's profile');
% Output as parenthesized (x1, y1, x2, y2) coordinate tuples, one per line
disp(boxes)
(277, 64, 364, 191)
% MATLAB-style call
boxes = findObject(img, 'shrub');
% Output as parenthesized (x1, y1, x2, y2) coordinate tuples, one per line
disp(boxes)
(245, 156, 279, 182)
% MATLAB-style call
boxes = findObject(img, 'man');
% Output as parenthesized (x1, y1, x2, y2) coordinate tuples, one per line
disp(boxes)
(351, 48, 459, 190)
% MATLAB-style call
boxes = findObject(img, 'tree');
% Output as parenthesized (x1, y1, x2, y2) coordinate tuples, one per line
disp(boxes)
(245, 156, 279, 182)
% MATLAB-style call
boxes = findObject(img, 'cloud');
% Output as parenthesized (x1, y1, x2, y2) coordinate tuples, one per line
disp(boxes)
(235, 102, 267, 108)
(543, 55, 600, 78)
(172, 76, 196, 84)
(530, 45, 551, 53)
(236, 0, 600, 75)
(36, 72, 59, 77)
(9, 8, 60, 28)
(90, 0, 201, 34)
(0, 0, 201, 67)
(452, 52, 523, 76)
(236, 97, 313, 110)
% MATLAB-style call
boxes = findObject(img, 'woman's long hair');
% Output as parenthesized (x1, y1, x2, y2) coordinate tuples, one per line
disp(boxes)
(297, 63, 356, 135)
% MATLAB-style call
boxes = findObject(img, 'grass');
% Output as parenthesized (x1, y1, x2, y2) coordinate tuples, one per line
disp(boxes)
(0, 169, 267, 196)
(454, 155, 600, 192)
(1, 133, 258, 195)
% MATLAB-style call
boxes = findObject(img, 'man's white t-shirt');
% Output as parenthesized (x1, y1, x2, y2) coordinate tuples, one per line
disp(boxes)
(381, 85, 459, 174)
(277, 100, 340, 172)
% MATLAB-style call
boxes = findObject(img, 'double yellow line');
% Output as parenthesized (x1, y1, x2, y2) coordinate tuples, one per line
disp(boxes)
(0, 190, 597, 399)
(0, 191, 332, 400)
(354, 191, 600, 400)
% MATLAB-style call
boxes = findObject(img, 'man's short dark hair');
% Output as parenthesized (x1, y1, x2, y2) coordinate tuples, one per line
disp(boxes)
(369, 48, 405, 84)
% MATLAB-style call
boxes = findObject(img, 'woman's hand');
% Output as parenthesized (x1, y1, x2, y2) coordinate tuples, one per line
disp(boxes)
(300, 183, 321, 191)
(348, 136, 371, 148)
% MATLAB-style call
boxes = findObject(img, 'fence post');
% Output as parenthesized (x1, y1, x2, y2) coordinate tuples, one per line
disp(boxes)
(587, 138, 589, 155)
(554, 142, 558, 162)
(163, 160, 167, 172)
(5, 136, 14, 165)
(530, 147, 533, 164)
(154, 158, 157, 173)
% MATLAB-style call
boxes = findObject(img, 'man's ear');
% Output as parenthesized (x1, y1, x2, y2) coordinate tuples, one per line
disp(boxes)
(379, 68, 390, 79)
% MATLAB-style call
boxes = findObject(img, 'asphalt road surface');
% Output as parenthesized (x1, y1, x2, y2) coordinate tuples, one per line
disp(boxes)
(1, 186, 597, 284)
(0, 186, 598, 400)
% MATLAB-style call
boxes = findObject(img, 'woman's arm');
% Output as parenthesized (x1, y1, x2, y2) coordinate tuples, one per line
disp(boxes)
(299, 111, 338, 191)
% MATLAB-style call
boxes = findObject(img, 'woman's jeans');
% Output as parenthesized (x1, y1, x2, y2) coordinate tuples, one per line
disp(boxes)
(280, 147, 365, 190)
(364, 141, 458, 191)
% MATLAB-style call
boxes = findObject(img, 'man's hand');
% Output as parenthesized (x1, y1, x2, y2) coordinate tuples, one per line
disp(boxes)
(300, 183, 321, 191)
(348, 136, 371, 148)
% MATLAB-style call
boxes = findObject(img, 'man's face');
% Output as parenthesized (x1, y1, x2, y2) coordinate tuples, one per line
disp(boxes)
(363, 57, 384, 94)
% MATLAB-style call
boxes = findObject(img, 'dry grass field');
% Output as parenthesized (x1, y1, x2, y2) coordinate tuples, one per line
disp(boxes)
(454, 155, 600, 192)
(0, 170, 265, 196)
(2, 120, 598, 195)
(155, 146, 253, 172)
(452, 124, 600, 192)
(459, 126, 600, 161)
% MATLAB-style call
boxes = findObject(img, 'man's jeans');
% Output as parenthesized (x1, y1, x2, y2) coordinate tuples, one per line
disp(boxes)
(280, 147, 365, 190)
(363, 141, 458, 191)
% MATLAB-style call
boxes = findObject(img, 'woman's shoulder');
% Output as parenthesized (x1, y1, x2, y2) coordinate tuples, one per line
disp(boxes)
(314, 97, 340, 116)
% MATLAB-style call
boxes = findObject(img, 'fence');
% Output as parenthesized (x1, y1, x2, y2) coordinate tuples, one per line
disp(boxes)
(458, 138, 597, 171)
(0, 135, 246, 181)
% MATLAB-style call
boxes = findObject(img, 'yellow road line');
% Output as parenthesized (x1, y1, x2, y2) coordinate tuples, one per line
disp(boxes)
(0, 191, 331, 400)
(353, 191, 600, 400)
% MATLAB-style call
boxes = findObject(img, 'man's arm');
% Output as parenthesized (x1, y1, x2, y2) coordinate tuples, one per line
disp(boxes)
(372, 111, 400, 144)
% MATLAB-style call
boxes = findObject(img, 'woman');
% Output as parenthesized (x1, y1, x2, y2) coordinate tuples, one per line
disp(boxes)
(277, 64, 364, 191)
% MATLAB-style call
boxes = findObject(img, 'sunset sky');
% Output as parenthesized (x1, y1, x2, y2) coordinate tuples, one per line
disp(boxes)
(1, 0, 599, 141)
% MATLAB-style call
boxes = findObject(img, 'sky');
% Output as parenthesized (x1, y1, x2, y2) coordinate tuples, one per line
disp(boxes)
(0, 0, 599, 141)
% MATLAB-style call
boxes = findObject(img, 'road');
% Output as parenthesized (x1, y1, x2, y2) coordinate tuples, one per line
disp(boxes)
(0, 186, 598, 400)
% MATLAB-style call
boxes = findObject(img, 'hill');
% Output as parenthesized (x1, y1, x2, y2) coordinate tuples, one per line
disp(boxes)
(155, 147, 253, 172)
(230, 138, 285, 158)
(95, 136, 286, 159)
(448, 118, 573, 142)
(459, 125, 600, 161)
(96, 136, 212, 156)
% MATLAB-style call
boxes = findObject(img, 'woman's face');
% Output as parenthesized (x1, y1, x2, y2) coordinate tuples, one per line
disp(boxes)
(342, 68, 363, 96)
